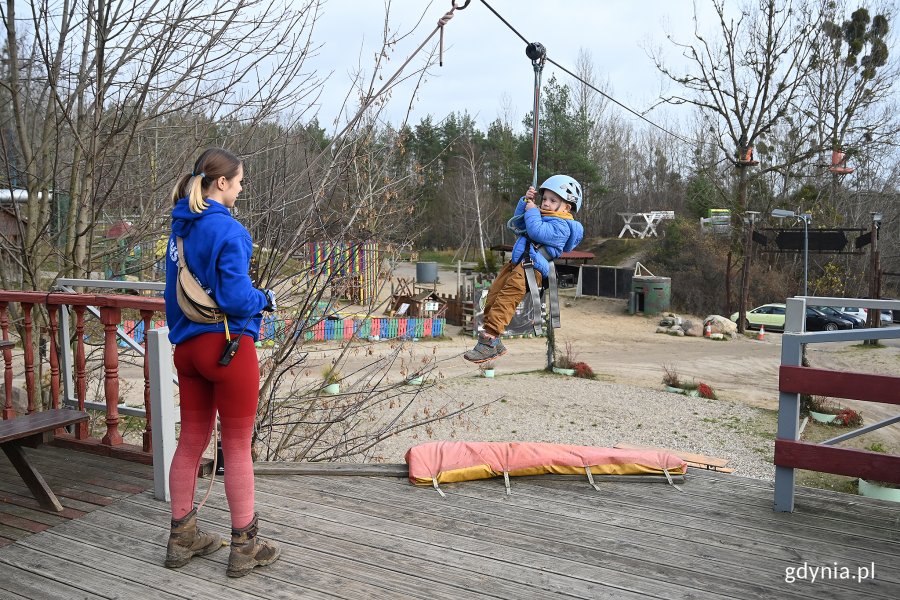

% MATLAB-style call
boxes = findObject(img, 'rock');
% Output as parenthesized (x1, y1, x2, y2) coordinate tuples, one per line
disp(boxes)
(655, 326, 669, 334)
(710, 333, 726, 340)
(682, 320, 702, 337)
(705, 315, 737, 335)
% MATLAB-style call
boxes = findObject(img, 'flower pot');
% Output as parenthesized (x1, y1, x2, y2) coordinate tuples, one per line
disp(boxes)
(552, 366, 575, 376)
(482, 369, 495, 378)
(664, 385, 685, 394)
(858, 479, 900, 503)
(323, 383, 340, 395)
(809, 410, 837, 424)
(406, 376, 424, 385)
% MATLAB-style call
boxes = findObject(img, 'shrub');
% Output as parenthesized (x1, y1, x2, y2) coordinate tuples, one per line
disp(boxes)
(697, 382, 717, 399)
(833, 408, 862, 427)
(661, 363, 681, 387)
(573, 362, 595, 379)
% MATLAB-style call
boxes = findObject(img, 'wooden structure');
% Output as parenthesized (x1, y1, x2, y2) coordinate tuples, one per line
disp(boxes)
(1, 446, 898, 598)
(774, 296, 900, 512)
(390, 290, 447, 319)
(617, 211, 675, 239)
(0, 409, 90, 511)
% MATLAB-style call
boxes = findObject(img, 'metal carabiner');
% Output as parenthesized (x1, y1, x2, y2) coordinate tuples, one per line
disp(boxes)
(452, 0, 471, 9)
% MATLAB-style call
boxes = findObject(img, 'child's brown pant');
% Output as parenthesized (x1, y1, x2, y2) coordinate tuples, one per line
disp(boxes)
(482, 261, 542, 337)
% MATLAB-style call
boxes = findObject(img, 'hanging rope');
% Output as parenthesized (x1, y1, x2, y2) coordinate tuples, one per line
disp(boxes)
(527, 42, 546, 189)
(439, 1, 471, 66)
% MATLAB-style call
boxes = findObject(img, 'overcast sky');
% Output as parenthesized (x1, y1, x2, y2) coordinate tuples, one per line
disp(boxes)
(304, 0, 723, 133)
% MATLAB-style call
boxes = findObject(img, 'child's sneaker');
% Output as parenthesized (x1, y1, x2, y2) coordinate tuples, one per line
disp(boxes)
(464, 333, 507, 363)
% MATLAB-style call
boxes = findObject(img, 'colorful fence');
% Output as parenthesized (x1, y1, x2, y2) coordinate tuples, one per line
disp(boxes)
(119, 315, 445, 344)
(308, 241, 380, 305)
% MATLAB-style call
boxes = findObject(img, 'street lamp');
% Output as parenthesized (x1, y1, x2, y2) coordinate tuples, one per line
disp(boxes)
(772, 209, 812, 296)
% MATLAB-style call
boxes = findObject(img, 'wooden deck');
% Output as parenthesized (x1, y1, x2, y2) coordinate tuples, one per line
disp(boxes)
(0, 446, 898, 599)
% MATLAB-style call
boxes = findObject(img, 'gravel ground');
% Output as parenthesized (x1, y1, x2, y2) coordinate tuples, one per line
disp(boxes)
(369, 371, 777, 481)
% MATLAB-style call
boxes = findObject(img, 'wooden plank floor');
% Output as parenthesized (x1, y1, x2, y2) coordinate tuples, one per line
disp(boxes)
(0, 447, 898, 599)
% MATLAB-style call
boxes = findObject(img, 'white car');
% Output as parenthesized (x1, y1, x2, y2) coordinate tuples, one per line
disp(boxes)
(839, 307, 893, 325)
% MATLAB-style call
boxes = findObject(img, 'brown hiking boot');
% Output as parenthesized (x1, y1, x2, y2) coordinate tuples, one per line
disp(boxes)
(164, 508, 225, 568)
(227, 513, 282, 578)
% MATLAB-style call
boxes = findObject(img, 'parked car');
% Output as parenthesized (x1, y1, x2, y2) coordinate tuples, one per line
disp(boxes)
(839, 307, 894, 326)
(805, 307, 853, 331)
(816, 306, 865, 328)
(730, 303, 786, 331)
(838, 306, 867, 322)
(730, 303, 854, 332)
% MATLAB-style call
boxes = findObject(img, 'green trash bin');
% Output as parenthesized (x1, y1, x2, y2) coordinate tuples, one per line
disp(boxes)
(630, 276, 671, 316)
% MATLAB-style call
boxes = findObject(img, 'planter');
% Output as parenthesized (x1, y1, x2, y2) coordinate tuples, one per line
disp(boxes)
(322, 383, 340, 395)
(552, 367, 575, 376)
(664, 385, 685, 394)
(481, 368, 495, 379)
(858, 479, 900, 503)
(809, 410, 837, 424)
(406, 376, 424, 385)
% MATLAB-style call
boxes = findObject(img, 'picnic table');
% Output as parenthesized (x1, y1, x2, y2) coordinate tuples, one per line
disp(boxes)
(617, 211, 675, 239)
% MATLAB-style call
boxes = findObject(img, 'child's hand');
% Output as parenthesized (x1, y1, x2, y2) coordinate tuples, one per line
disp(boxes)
(524, 186, 537, 209)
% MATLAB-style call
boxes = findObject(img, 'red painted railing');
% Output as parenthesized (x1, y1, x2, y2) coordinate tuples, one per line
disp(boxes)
(775, 366, 900, 483)
(0, 290, 165, 463)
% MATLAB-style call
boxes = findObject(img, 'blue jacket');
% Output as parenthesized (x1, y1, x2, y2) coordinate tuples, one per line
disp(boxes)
(510, 198, 584, 277)
(164, 198, 268, 344)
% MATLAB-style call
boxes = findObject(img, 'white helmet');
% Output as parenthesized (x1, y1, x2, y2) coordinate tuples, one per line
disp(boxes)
(539, 175, 582, 213)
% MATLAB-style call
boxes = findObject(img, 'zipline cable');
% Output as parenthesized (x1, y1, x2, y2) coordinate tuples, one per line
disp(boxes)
(478, 0, 697, 147)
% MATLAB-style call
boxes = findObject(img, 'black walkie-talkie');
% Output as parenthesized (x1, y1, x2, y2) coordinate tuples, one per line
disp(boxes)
(218, 337, 241, 366)
(218, 318, 252, 367)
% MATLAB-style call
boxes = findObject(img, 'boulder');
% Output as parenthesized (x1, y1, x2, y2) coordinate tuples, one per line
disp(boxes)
(705, 315, 737, 336)
(682, 319, 702, 337)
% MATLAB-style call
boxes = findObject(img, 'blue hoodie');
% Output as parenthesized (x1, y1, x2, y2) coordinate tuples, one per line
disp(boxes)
(164, 198, 268, 344)
(510, 198, 584, 277)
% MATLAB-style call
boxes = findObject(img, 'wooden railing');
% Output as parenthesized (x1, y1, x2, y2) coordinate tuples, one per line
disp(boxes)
(774, 296, 900, 512)
(0, 289, 165, 464)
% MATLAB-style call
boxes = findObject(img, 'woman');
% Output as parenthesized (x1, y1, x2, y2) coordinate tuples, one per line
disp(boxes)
(163, 147, 280, 577)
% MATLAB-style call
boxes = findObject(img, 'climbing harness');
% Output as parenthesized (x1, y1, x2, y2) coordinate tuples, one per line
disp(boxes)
(505, 41, 561, 336)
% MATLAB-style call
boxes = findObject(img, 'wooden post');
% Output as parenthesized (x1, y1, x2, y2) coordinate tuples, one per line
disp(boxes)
(149, 328, 176, 501)
(100, 306, 123, 446)
(141, 309, 153, 452)
(22, 303, 35, 414)
(1, 302, 13, 420)
(74, 306, 88, 439)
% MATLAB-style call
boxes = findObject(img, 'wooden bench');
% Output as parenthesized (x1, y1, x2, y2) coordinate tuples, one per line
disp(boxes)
(0, 409, 90, 511)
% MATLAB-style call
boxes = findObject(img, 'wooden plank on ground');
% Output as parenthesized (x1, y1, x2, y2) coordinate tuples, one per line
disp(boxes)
(123, 492, 599, 600)
(0, 562, 107, 600)
(265, 474, 884, 600)
(0, 544, 185, 600)
(238, 477, 739, 600)
(614, 442, 732, 471)
(254, 462, 408, 477)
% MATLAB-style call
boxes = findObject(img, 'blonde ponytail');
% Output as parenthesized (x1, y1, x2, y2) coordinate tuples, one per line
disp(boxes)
(188, 174, 210, 213)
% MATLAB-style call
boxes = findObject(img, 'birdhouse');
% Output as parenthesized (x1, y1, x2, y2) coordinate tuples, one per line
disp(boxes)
(736, 146, 759, 167)
(829, 151, 854, 175)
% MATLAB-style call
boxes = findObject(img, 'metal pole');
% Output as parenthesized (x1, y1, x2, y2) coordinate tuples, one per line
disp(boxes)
(802, 216, 808, 297)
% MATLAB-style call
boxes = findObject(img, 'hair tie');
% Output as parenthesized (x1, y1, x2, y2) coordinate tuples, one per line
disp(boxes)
(191, 171, 206, 179)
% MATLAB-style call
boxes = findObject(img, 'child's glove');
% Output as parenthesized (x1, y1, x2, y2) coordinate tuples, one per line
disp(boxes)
(262, 289, 277, 312)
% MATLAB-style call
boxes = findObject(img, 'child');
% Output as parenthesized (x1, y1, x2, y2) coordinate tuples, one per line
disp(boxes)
(464, 175, 584, 363)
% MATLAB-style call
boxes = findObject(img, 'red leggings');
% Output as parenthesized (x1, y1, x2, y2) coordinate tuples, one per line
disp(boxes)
(170, 332, 259, 529)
